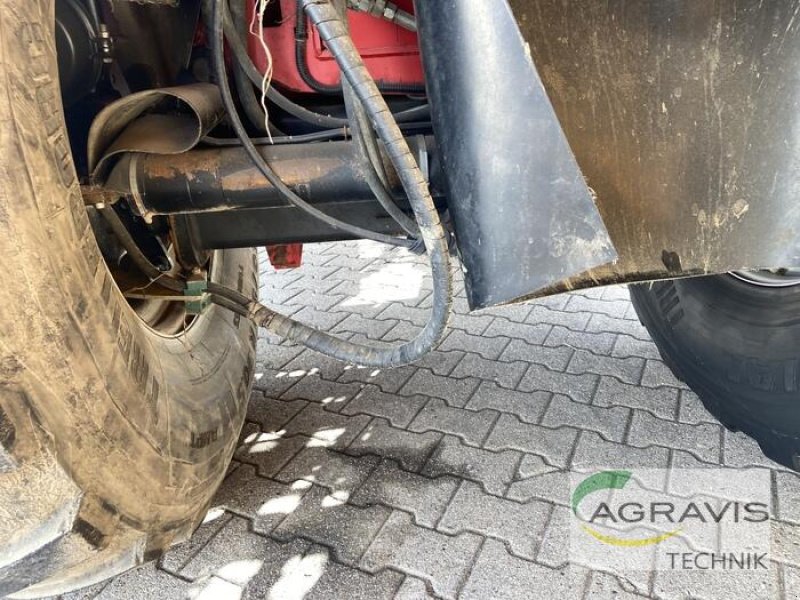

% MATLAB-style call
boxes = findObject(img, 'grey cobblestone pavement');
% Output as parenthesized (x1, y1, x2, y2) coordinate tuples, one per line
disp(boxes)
(63, 242, 799, 599)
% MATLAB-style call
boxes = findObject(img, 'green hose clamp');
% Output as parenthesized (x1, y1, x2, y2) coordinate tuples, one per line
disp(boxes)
(184, 280, 209, 315)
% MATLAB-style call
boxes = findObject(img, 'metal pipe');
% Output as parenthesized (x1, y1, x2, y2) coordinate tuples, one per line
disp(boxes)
(109, 136, 441, 218)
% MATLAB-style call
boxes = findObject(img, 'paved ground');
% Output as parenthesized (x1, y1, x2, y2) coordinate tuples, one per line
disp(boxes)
(62, 242, 799, 599)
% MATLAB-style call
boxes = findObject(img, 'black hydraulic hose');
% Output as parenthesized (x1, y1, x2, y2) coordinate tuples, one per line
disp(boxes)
(220, 0, 430, 127)
(230, 0, 271, 134)
(211, 0, 414, 248)
(208, 0, 453, 367)
(342, 77, 419, 237)
(200, 118, 430, 146)
(215, 0, 348, 129)
(294, 0, 425, 95)
(202, 128, 349, 145)
(337, 1, 417, 237)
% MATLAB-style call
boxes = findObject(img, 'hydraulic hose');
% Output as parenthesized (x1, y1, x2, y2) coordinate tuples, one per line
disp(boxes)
(342, 76, 419, 238)
(214, 0, 348, 129)
(220, 0, 430, 128)
(230, 0, 271, 134)
(211, 0, 414, 248)
(208, 0, 453, 367)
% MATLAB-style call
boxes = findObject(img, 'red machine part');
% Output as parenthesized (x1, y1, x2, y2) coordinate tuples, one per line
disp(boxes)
(246, 0, 423, 94)
(266, 243, 304, 269)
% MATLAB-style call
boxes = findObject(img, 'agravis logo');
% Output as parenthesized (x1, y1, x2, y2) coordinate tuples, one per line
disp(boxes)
(571, 470, 769, 547)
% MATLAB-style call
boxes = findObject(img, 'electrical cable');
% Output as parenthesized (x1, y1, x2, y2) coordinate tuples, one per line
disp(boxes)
(211, 0, 414, 248)
(201, 128, 349, 145)
(207, 0, 453, 367)
(219, 0, 429, 128)
(214, 0, 348, 129)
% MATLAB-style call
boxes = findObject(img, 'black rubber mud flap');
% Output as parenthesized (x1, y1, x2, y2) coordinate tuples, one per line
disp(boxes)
(415, 0, 617, 310)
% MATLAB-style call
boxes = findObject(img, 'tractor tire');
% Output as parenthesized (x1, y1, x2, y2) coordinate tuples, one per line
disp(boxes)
(630, 276, 800, 471)
(0, 0, 258, 596)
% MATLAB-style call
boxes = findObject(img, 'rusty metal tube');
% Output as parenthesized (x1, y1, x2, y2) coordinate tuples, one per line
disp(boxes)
(110, 136, 440, 217)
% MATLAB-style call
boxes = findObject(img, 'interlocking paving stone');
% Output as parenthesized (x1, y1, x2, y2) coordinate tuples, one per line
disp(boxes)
(159, 511, 234, 574)
(245, 395, 308, 432)
(544, 326, 618, 355)
(460, 538, 580, 600)
(640, 359, 690, 389)
(448, 312, 498, 336)
(528, 294, 571, 310)
(275, 446, 379, 496)
(627, 409, 721, 463)
(280, 374, 363, 412)
(393, 575, 437, 599)
(652, 552, 778, 600)
(412, 348, 467, 377)
(188, 577, 242, 600)
(299, 545, 404, 600)
(398, 369, 481, 407)
(350, 458, 460, 527)
(586, 313, 651, 340)
(526, 304, 591, 330)
(346, 418, 442, 472)
(593, 376, 678, 421)
(281, 348, 353, 381)
(723, 428, 789, 470)
(94, 563, 192, 600)
(214, 465, 312, 534)
(585, 572, 652, 599)
(104, 242, 796, 600)
(235, 432, 309, 478)
(339, 385, 428, 429)
(336, 364, 415, 394)
(252, 363, 307, 393)
(676, 388, 718, 425)
(360, 511, 483, 599)
(565, 295, 630, 319)
(180, 516, 305, 585)
(450, 353, 528, 389)
(465, 381, 550, 424)
(570, 431, 670, 491)
(517, 363, 599, 404)
(566, 349, 646, 386)
(776, 471, 800, 525)
(505, 464, 570, 506)
(283, 404, 372, 449)
(611, 334, 662, 361)
(422, 435, 522, 496)
(541, 394, 630, 443)
(536, 506, 652, 592)
(273, 485, 391, 565)
(484, 414, 578, 468)
(438, 481, 550, 560)
(482, 318, 551, 345)
(498, 339, 574, 370)
(439, 329, 510, 360)
(409, 398, 498, 446)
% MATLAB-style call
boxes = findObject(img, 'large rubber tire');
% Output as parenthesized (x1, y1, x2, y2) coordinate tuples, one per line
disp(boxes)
(630, 276, 800, 471)
(0, 1, 258, 596)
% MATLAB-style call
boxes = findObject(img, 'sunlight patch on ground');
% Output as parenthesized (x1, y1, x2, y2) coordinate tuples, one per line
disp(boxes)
(338, 263, 423, 307)
(268, 551, 328, 600)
